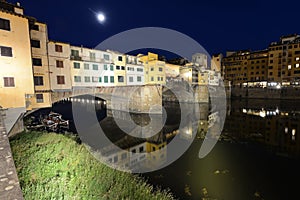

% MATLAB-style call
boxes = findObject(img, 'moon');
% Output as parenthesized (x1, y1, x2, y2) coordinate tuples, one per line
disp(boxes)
(97, 13, 105, 23)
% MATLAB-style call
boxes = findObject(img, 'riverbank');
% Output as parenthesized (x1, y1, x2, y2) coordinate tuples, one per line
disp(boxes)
(9, 131, 174, 200)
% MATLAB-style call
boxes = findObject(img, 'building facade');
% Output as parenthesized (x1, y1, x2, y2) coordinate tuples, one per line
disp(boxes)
(126, 55, 145, 86)
(48, 41, 72, 92)
(29, 21, 52, 109)
(0, 3, 35, 109)
(138, 52, 166, 85)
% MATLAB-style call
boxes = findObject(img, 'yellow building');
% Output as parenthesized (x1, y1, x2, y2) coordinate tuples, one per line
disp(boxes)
(0, 3, 35, 109)
(211, 53, 223, 72)
(138, 52, 166, 85)
(247, 50, 268, 86)
(222, 50, 250, 85)
(28, 22, 52, 109)
(165, 63, 181, 81)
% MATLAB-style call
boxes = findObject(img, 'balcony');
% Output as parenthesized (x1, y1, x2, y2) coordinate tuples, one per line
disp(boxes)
(70, 55, 82, 61)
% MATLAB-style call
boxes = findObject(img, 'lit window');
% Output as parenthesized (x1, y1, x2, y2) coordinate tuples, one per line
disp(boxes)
(296, 64, 300, 68)
(285, 127, 288, 133)
(296, 57, 300, 61)
(288, 65, 292, 70)
(292, 129, 296, 136)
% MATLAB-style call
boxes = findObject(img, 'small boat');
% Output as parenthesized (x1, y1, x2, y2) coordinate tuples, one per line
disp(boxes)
(41, 112, 69, 132)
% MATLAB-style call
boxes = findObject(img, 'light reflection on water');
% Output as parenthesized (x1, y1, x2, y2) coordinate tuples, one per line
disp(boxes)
(46, 97, 300, 200)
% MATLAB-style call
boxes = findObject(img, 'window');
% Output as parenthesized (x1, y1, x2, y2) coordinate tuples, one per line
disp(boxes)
(137, 68, 143, 72)
(104, 76, 108, 83)
(137, 76, 142, 82)
(0, 18, 10, 31)
(84, 76, 91, 82)
(118, 76, 124, 82)
(151, 77, 154, 81)
(104, 54, 110, 60)
(31, 40, 41, 48)
(151, 67, 154, 71)
(71, 50, 79, 57)
(84, 63, 89, 70)
(55, 45, 63, 52)
(110, 65, 114, 71)
(36, 94, 44, 103)
(121, 153, 127, 160)
(161, 77, 164, 81)
(3, 77, 14, 87)
(0, 46, 12, 57)
(139, 146, 144, 152)
(288, 65, 292, 70)
(116, 66, 120, 70)
(92, 77, 98, 83)
(90, 52, 96, 61)
(157, 77, 160, 81)
(34, 76, 44, 86)
(56, 60, 63, 68)
(92, 64, 98, 70)
(110, 76, 114, 83)
(129, 77, 133, 82)
(32, 24, 39, 31)
(99, 77, 102, 82)
(127, 67, 134, 71)
(270, 60, 273, 64)
(159, 67, 163, 72)
(104, 65, 108, 70)
(118, 56, 123, 61)
(32, 58, 42, 66)
(121, 66, 125, 70)
(57, 76, 65, 84)
(74, 76, 81, 82)
(296, 57, 300, 61)
(296, 64, 300, 68)
(74, 62, 80, 69)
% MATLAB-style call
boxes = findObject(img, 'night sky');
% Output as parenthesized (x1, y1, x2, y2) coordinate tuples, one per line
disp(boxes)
(12, 0, 300, 57)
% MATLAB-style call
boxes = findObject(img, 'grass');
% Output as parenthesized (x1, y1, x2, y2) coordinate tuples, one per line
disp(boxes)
(10, 131, 174, 200)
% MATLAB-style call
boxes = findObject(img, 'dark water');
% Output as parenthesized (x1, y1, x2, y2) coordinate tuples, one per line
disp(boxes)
(30, 97, 300, 200)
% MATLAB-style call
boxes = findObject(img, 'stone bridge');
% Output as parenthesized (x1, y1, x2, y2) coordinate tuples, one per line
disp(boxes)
(51, 85, 163, 114)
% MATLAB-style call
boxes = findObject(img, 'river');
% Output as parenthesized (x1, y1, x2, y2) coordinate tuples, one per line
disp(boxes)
(29, 96, 300, 200)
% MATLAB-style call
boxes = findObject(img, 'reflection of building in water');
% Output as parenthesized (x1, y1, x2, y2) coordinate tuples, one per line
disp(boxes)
(224, 101, 300, 158)
(102, 138, 167, 171)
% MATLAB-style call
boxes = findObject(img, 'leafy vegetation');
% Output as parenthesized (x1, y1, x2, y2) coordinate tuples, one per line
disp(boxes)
(10, 131, 174, 200)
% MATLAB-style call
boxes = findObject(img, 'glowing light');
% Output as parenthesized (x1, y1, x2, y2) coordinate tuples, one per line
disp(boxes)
(97, 13, 105, 23)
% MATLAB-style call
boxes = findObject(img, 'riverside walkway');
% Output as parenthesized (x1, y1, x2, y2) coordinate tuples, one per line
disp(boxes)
(0, 109, 23, 200)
